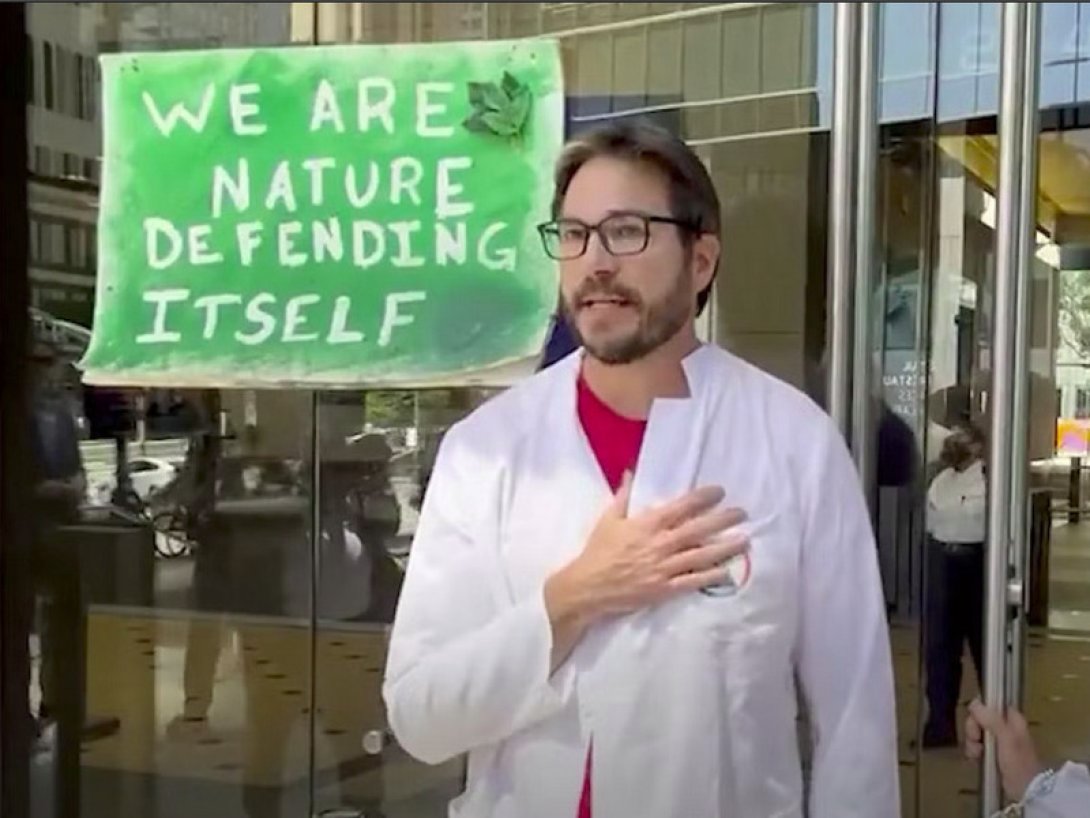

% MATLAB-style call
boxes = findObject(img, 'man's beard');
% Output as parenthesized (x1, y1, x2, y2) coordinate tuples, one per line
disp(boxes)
(561, 271, 693, 365)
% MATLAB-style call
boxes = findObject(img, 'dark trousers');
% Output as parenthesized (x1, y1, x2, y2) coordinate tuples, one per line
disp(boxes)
(924, 537, 984, 731)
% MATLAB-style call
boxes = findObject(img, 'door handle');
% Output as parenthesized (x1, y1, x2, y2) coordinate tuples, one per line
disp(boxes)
(362, 728, 390, 756)
(1006, 578, 1025, 608)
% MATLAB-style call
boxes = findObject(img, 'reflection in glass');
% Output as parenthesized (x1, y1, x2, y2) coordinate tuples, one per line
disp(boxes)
(911, 133, 996, 816)
(868, 123, 936, 818)
(25, 5, 316, 818)
(1023, 111, 1090, 786)
(313, 389, 493, 817)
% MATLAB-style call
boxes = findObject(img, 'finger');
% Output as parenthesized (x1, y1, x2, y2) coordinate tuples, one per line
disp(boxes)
(668, 563, 736, 594)
(660, 533, 749, 577)
(968, 699, 1009, 739)
(661, 508, 747, 553)
(649, 486, 727, 529)
(965, 711, 983, 745)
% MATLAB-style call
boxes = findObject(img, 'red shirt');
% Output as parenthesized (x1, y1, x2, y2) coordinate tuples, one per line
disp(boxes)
(574, 373, 648, 817)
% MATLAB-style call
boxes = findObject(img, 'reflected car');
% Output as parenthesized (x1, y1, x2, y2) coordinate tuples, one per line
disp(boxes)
(90, 457, 179, 505)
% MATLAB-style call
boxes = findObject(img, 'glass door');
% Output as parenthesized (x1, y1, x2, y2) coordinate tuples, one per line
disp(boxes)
(865, 4, 1090, 816)
(1011, 1, 1090, 813)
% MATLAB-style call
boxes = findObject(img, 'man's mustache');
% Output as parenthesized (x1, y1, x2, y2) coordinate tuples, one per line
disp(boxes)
(570, 280, 643, 308)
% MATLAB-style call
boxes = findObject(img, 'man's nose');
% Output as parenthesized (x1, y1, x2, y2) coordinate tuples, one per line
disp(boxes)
(585, 229, 619, 273)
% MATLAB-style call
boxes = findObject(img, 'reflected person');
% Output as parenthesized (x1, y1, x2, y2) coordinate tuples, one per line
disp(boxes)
(28, 338, 86, 731)
(923, 424, 987, 747)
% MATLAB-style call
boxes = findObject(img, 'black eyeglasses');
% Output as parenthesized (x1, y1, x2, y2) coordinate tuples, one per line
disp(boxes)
(536, 212, 697, 260)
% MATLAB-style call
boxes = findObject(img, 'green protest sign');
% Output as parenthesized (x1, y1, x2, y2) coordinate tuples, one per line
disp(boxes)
(80, 40, 564, 388)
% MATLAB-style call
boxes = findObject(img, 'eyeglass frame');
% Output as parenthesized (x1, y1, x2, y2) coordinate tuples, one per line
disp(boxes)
(535, 210, 702, 260)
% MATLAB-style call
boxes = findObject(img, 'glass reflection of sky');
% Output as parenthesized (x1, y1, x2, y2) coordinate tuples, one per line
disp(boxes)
(816, 3, 1090, 128)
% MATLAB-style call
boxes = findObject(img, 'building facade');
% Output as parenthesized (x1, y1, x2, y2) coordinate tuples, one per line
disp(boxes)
(26, 2, 101, 327)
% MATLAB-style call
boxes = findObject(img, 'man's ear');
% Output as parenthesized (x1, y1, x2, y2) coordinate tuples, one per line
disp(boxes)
(691, 232, 720, 294)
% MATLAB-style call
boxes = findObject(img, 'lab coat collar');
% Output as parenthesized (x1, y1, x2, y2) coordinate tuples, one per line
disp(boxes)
(547, 342, 720, 514)
(552, 341, 718, 403)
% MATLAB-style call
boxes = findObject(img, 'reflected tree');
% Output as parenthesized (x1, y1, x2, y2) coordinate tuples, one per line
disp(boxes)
(1059, 269, 1090, 361)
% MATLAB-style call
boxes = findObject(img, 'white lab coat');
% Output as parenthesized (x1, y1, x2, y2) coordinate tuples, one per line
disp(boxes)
(1027, 762, 1090, 818)
(383, 344, 900, 818)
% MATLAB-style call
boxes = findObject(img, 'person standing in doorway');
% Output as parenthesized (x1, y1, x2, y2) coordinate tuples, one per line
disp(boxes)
(923, 424, 988, 747)
(383, 120, 900, 817)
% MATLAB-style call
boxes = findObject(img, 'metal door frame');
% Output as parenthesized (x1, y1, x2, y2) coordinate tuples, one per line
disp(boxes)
(983, 4, 1041, 815)
(831, 4, 1045, 815)
(828, 1, 880, 490)
(0, 4, 31, 816)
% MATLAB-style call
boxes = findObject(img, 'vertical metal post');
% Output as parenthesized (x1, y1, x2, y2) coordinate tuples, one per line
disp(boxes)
(827, 3, 860, 436)
(1007, 2, 1041, 714)
(308, 391, 321, 818)
(307, 15, 321, 818)
(852, 2, 880, 495)
(983, 4, 1030, 814)
(1069, 458, 1082, 523)
(0, 4, 31, 813)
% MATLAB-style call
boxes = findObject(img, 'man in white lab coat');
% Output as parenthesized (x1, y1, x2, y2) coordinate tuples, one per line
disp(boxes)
(383, 120, 900, 818)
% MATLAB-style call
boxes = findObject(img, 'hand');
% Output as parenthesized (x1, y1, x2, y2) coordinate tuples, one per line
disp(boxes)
(543, 473, 748, 672)
(553, 472, 748, 617)
(965, 699, 1045, 801)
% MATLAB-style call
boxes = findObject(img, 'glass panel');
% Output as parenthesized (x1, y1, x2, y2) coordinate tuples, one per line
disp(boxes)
(312, 388, 496, 817)
(903, 10, 1090, 815)
(24, 6, 310, 818)
(909, 127, 996, 817)
(871, 121, 938, 818)
(679, 16, 720, 140)
(871, 5, 1015, 817)
(1024, 11, 1090, 798)
(1075, 5, 1090, 102)
(706, 129, 828, 391)
(31, 389, 316, 818)
(611, 29, 648, 112)
(879, 3, 935, 123)
(646, 21, 683, 105)
(1040, 3, 1079, 108)
(719, 6, 761, 136)
(572, 33, 614, 120)
(938, 3, 1002, 122)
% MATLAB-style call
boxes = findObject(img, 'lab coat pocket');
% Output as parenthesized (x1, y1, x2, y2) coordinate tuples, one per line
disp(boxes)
(684, 509, 794, 650)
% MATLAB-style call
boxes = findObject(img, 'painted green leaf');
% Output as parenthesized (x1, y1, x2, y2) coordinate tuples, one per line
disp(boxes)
(462, 111, 491, 133)
(467, 81, 486, 107)
(482, 109, 521, 136)
(509, 86, 531, 130)
(463, 72, 534, 138)
(502, 70, 523, 99)
(470, 80, 508, 112)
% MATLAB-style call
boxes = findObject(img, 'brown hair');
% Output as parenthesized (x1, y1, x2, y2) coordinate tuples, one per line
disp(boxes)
(550, 120, 721, 314)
